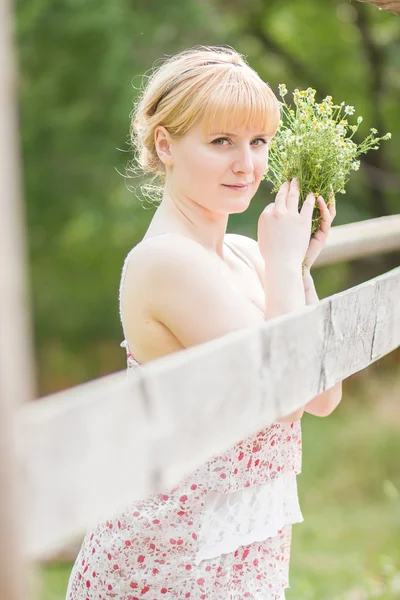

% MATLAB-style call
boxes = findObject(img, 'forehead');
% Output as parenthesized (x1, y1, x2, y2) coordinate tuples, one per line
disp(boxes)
(201, 84, 280, 138)
(205, 124, 271, 137)
(200, 105, 279, 140)
(186, 117, 275, 140)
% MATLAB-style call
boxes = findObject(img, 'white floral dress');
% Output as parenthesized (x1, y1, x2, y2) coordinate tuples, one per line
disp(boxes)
(66, 242, 304, 600)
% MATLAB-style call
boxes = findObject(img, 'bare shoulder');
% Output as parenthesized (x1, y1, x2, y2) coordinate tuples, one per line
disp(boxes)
(125, 232, 261, 271)
(124, 233, 213, 277)
(225, 233, 265, 282)
(122, 233, 221, 308)
(122, 232, 264, 349)
(225, 233, 263, 265)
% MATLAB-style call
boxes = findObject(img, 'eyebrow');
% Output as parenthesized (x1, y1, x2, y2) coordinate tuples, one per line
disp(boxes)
(210, 132, 270, 137)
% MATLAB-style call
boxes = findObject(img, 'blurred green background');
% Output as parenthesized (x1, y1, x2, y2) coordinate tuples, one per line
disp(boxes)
(16, 0, 400, 597)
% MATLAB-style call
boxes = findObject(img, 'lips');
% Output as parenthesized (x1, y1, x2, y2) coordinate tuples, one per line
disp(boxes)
(222, 183, 252, 190)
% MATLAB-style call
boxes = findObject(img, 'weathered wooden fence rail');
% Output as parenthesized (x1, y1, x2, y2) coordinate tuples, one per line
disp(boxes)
(18, 263, 400, 560)
(314, 214, 400, 267)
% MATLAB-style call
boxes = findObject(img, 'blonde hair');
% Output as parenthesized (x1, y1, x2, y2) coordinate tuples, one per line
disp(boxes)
(129, 45, 281, 200)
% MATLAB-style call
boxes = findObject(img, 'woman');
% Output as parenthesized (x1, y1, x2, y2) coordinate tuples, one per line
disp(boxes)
(66, 45, 341, 599)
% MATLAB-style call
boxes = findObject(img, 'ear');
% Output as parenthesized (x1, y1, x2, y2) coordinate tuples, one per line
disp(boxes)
(154, 126, 173, 166)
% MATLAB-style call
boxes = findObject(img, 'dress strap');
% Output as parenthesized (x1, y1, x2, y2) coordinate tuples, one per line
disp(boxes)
(120, 340, 141, 368)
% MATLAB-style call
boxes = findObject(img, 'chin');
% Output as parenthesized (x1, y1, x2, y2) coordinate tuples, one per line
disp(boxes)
(204, 191, 253, 215)
(219, 186, 256, 214)
(228, 202, 251, 214)
(214, 205, 250, 217)
(226, 195, 253, 214)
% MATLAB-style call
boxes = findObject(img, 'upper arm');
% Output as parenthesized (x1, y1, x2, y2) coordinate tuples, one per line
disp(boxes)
(136, 236, 265, 348)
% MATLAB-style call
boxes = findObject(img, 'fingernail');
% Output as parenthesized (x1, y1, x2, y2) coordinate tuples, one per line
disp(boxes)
(292, 178, 297, 184)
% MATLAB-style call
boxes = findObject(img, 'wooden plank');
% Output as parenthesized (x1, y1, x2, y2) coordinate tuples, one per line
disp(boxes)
(315, 215, 400, 267)
(17, 266, 400, 560)
(0, 0, 34, 598)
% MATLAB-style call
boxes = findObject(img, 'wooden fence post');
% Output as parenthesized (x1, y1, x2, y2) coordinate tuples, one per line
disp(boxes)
(0, 0, 36, 598)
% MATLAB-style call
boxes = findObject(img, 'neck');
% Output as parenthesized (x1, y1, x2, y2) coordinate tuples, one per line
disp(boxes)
(151, 187, 229, 257)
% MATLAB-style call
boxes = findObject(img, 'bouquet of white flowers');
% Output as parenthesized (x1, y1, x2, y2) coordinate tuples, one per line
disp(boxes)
(265, 84, 392, 234)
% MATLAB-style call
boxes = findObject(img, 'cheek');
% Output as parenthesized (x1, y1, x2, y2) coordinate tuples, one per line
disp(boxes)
(175, 147, 201, 178)
(255, 152, 268, 179)
(191, 147, 227, 179)
(174, 147, 219, 194)
(179, 143, 208, 169)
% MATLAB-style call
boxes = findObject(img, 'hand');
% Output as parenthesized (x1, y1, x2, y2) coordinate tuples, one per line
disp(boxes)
(258, 178, 315, 270)
(302, 190, 336, 275)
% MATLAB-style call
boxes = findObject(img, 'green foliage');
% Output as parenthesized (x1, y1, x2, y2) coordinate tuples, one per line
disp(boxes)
(16, 0, 215, 391)
(290, 366, 400, 599)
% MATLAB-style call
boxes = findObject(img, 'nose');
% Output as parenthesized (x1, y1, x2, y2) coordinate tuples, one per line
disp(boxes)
(232, 146, 254, 176)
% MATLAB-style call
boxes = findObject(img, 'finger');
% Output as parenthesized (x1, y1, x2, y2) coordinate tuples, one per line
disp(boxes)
(316, 196, 332, 233)
(327, 184, 336, 208)
(286, 178, 300, 212)
(274, 181, 290, 211)
(300, 192, 316, 222)
(328, 195, 336, 219)
(263, 202, 275, 214)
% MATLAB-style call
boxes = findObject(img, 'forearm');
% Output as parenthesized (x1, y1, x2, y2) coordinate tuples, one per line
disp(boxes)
(302, 270, 343, 416)
(264, 263, 306, 319)
(266, 263, 307, 422)
(303, 270, 320, 305)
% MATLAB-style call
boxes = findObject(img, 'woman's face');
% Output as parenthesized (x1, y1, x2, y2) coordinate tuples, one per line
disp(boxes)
(167, 118, 271, 215)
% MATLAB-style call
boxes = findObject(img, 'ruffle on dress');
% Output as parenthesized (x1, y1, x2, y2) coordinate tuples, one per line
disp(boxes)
(195, 470, 303, 564)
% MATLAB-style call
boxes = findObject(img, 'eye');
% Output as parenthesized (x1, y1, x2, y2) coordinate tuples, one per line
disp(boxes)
(252, 138, 268, 146)
(210, 137, 268, 146)
(211, 137, 230, 146)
